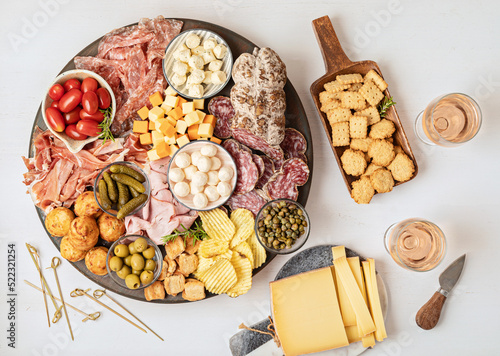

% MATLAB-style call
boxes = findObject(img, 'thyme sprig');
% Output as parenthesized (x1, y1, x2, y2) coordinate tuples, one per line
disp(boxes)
(98, 107, 115, 144)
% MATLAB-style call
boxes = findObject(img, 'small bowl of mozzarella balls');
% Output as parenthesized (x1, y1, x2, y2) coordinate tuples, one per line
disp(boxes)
(163, 29, 233, 99)
(167, 141, 237, 210)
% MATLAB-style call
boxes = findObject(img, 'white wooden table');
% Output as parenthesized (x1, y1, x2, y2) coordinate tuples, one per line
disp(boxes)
(1, 0, 499, 355)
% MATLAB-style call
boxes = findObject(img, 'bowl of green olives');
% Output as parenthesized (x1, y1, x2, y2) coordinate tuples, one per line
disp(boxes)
(255, 199, 310, 255)
(106, 235, 162, 290)
(94, 161, 150, 219)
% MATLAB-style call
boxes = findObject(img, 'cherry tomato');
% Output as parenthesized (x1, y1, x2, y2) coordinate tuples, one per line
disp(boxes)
(59, 89, 83, 113)
(65, 124, 88, 140)
(50, 100, 60, 109)
(96, 87, 111, 109)
(48, 84, 65, 101)
(80, 108, 104, 123)
(63, 78, 81, 92)
(76, 119, 102, 137)
(81, 77, 98, 93)
(82, 91, 99, 115)
(45, 107, 65, 132)
(64, 107, 81, 125)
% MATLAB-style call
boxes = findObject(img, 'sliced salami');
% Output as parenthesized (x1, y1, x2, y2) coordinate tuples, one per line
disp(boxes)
(222, 139, 259, 195)
(232, 128, 284, 161)
(263, 158, 310, 201)
(256, 156, 275, 189)
(280, 128, 307, 162)
(208, 96, 234, 139)
(252, 154, 265, 178)
(227, 189, 268, 217)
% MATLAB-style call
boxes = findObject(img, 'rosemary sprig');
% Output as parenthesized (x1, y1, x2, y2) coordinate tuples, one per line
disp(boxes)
(98, 107, 115, 144)
(161, 220, 209, 247)
(378, 96, 396, 119)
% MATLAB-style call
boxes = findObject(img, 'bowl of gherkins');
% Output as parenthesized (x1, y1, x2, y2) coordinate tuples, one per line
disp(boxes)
(94, 161, 150, 219)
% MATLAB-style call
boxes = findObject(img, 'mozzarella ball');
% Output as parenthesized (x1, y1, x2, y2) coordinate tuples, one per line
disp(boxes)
(202, 51, 216, 65)
(190, 182, 204, 194)
(192, 171, 208, 187)
(207, 171, 220, 186)
(188, 55, 204, 70)
(213, 44, 227, 59)
(218, 166, 234, 182)
(172, 73, 186, 86)
(211, 157, 222, 170)
(184, 165, 198, 181)
(177, 49, 191, 63)
(217, 181, 232, 197)
(208, 60, 223, 72)
(173, 182, 190, 197)
(211, 71, 227, 85)
(174, 152, 191, 168)
(188, 84, 204, 98)
(191, 45, 205, 55)
(185, 33, 201, 49)
(169, 168, 185, 183)
(188, 69, 205, 84)
(203, 38, 218, 51)
(193, 193, 208, 209)
(204, 186, 220, 202)
(203, 71, 212, 84)
(196, 156, 212, 173)
(201, 144, 217, 157)
(191, 151, 202, 166)
(173, 61, 188, 75)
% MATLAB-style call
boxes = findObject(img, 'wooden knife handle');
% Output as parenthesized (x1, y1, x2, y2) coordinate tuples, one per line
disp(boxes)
(415, 291, 447, 330)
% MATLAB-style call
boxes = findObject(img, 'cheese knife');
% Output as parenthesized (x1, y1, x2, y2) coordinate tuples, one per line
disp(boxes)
(416, 254, 466, 330)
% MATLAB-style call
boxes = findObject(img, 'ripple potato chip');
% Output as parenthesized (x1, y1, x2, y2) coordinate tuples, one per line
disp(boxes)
(197, 259, 237, 294)
(232, 241, 254, 267)
(227, 252, 253, 297)
(247, 231, 266, 269)
(229, 209, 254, 248)
(198, 238, 229, 258)
(199, 208, 235, 241)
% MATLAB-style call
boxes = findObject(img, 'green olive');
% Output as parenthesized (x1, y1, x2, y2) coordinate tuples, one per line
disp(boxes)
(131, 253, 145, 270)
(116, 265, 131, 279)
(125, 274, 140, 289)
(142, 246, 155, 260)
(114, 244, 129, 258)
(132, 269, 142, 276)
(109, 256, 123, 272)
(123, 255, 133, 267)
(128, 242, 138, 255)
(134, 237, 148, 253)
(140, 270, 154, 285)
(144, 259, 156, 271)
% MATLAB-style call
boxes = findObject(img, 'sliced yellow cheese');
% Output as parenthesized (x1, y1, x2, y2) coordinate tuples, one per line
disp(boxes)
(270, 267, 348, 356)
(335, 267, 356, 326)
(345, 325, 361, 343)
(363, 259, 387, 342)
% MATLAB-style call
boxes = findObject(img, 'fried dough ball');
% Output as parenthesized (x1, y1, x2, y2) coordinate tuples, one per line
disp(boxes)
(45, 207, 75, 237)
(85, 246, 109, 276)
(60, 236, 87, 262)
(74, 191, 102, 218)
(67, 216, 99, 251)
(97, 213, 125, 242)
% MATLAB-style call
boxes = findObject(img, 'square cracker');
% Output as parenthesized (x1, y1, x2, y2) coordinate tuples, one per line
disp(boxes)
(319, 91, 342, 104)
(349, 115, 368, 139)
(320, 99, 340, 113)
(347, 82, 363, 92)
(324, 80, 350, 93)
(331, 121, 350, 147)
(359, 79, 384, 107)
(365, 69, 388, 91)
(356, 106, 381, 125)
(341, 92, 366, 110)
(336, 73, 363, 85)
(327, 107, 351, 125)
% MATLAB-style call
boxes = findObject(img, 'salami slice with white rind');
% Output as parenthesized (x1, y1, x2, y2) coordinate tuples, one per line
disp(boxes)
(263, 158, 310, 201)
(227, 189, 268, 217)
(208, 96, 234, 139)
(222, 139, 259, 195)
(255, 155, 275, 189)
(232, 128, 284, 161)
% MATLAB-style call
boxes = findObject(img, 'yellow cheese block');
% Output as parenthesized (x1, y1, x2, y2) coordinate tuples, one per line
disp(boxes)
(164, 134, 176, 145)
(358, 264, 376, 348)
(133, 120, 149, 134)
(137, 106, 149, 120)
(193, 98, 204, 110)
(165, 116, 177, 127)
(187, 124, 200, 140)
(184, 111, 199, 127)
(149, 106, 165, 122)
(147, 149, 161, 161)
(182, 101, 195, 115)
(176, 134, 190, 147)
(139, 132, 152, 145)
(161, 102, 173, 113)
(176, 119, 188, 135)
(149, 91, 163, 107)
(164, 86, 177, 96)
(195, 109, 206, 124)
(335, 265, 356, 326)
(151, 131, 164, 147)
(270, 267, 348, 356)
(198, 123, 214, 138)
(159, 121, 176, 138)
(363, 259, 387, 342)
(163, 95, 179, 108)
(170, 144, 179, 155)
(168, 107, 183, 120)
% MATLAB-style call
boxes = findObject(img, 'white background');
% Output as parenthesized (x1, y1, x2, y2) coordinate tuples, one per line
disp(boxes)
(1, 0, 499, 355)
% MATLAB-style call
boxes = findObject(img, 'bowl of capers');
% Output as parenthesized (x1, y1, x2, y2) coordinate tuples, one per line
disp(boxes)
(106, 235, 162, 290)
(255, 199, 310, 254)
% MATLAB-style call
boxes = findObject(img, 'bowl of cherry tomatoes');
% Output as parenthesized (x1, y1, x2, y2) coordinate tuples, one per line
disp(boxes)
(42, 69, 116, 153)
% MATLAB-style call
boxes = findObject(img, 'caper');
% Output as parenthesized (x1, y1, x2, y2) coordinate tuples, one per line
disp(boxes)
(297, 209, 303, 216)
(273, 240, 280, 247)
(299, 225, 305, 232)
(302, 220, 308, 227)
(292, 224, 298, 231)
(292, 232, 298, 238)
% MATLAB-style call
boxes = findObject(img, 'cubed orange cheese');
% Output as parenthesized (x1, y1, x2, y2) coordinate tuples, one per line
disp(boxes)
(164, 134, 176, 145)
(151, 131, 164, 147)
(147, 149, 161, 161)
(176, 134, 190, 147)
(133, 120, 149, 134)
(166, 116, 177, 127)
(149, 91, 163, 107)
(159, 121, 176, 138)
(193, 99, 205, 110)
(164, 86, 177, 96)
(195, 110, 206, 124)
(156, 141, 171, 158)
(198, 123, 214, 138)
(182, 102, 195, 115)
(210, 136, 222, 144)
(187, 124, 200, 140)
(168, 107, 183, 120)
(140, 132, 153, 145)
(148, 121, 156, 131)
(184, 111, 199, 126)
(176, 120, 188, 135)
(177, 97, 188, 108)
(164, 95, 179, 108)
(170, 144, 179, 155)
(203, 115, 216, 127)
(154, 118, 167, 132)
(137, 106, 149, 120)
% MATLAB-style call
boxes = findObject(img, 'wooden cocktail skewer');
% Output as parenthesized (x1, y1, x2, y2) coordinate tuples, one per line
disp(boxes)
(26, 244, 62, 324)
(24, 280, 101, 322)
(93, 289, 163, 341)
(47, 258, 74, 341)
(70, 288, 146, 333)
